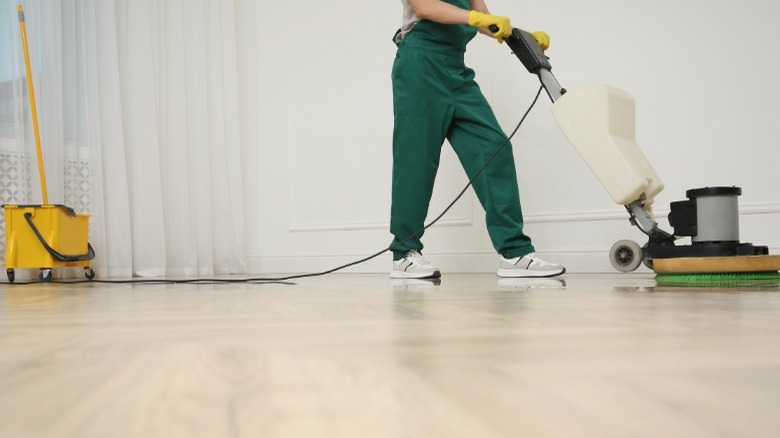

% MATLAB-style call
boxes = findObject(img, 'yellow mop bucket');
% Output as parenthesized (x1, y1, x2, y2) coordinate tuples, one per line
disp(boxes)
(3, 6, 95, 283)
(3, 205, 95, 282)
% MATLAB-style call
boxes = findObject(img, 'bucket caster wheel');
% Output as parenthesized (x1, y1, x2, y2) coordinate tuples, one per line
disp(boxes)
(84, 267, 95, 280)
(6, 269, 14, 283)
(610, 240, 643, 273)
(39, 269, 53, 282)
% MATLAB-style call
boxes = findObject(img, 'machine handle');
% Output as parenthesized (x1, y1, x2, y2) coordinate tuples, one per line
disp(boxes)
(490, 26, 566, 102)
(501, 28, 552, 74)
(23, 212, 96, 262)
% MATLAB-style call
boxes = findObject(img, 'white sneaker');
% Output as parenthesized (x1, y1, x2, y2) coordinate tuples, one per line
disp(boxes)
(497, 253, 566, 278)
(390, 250, 441, 279)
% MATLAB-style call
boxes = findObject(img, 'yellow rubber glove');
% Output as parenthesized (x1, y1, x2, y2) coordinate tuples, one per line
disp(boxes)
(531, 31, 550, 51)
(468, 10, 512, 44)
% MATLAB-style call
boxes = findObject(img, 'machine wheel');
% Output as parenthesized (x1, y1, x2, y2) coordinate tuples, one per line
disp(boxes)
(7, 269, 14, 283)
(643, 259, 654, 270)
(85, 267, 95, 280)
(609, 240, 643, 273)
(39, 269, 53, 282)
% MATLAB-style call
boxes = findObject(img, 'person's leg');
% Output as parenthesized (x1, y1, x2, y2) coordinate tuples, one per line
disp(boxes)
(389, 49, 453, 260)
(447, 72, 565, 277)
(446, 74, 535, 259)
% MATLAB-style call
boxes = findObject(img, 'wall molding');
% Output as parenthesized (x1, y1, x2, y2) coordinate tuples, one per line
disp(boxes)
(289, 215, 474, 233)
(524, 202, 780, 224)
(288, 201, 780, 232)
(288, 193, 477, 232)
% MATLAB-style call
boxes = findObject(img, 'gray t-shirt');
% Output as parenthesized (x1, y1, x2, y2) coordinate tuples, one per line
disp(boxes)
(397, 0, 420, 42)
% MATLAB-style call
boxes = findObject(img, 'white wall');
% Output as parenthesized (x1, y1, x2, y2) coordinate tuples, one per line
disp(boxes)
(236, 0, 780, 274)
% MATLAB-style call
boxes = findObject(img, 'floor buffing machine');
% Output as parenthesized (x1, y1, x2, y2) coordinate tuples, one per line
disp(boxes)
(496, 27, 780, 275)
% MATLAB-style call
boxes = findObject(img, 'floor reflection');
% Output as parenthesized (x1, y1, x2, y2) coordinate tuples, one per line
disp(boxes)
(612, 273, 780, 293)
(391, 277, 442, 292)
(496, 277, 566, 292)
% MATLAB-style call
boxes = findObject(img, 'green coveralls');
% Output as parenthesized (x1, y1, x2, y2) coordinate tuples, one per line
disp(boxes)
(390, 0, 535, 261)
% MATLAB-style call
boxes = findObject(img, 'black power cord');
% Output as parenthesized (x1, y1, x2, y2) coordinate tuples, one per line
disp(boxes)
(5, 85, 545, 286)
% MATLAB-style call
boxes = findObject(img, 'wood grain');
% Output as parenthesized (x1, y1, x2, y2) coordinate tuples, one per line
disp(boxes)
(1, 274, 779, 437)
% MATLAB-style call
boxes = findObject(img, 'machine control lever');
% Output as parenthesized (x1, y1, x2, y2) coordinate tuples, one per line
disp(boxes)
(491, 26, 566, 102)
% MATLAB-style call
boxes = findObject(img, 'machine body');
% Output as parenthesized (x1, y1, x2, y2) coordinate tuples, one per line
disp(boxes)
(500, 29, 774, 273)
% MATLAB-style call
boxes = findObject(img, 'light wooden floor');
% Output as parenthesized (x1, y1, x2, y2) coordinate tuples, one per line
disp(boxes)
(1, 273, 779, 438)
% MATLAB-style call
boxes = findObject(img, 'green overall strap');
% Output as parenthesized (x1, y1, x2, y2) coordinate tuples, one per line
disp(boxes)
(397, 0, 477, 53)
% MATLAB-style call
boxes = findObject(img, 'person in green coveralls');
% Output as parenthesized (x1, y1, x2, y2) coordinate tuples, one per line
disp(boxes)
(390, 0, 566, 279)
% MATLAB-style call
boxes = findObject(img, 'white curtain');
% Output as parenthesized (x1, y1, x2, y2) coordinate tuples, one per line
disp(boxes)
(0, 0, 246, 278)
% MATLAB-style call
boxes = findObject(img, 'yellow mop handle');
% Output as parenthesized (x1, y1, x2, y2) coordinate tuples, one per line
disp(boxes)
(18, 5, 48, 205)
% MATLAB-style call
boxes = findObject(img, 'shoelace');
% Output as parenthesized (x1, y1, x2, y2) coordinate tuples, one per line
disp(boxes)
(522, 253, 555, 267)
(406, 250, 432, 267)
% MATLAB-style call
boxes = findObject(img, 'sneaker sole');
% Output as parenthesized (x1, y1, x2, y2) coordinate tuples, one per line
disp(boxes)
(390, 270, 442, 279)
(496, 267, 566, 278)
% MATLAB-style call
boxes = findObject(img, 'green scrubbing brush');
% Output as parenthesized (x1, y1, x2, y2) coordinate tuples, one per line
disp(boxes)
(655, 271, 780, 288)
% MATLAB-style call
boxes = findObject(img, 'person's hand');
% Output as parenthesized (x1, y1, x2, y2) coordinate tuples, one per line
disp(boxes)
(531, 31, 550, 51)
(468, 11, 512, 44)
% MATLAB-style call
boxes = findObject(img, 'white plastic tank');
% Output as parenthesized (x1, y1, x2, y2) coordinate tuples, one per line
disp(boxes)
(551, 84, 664, 208)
